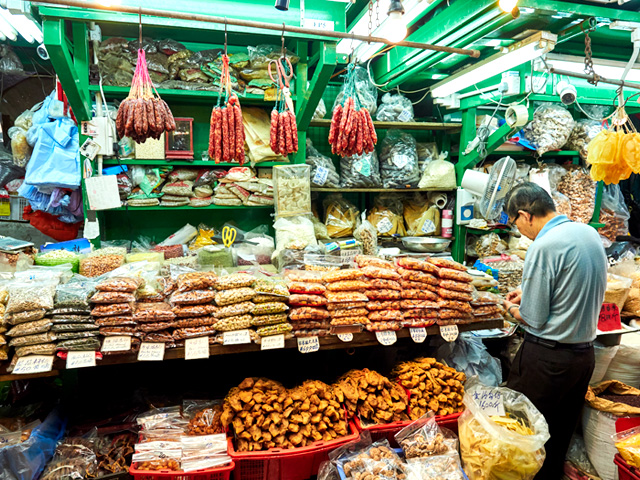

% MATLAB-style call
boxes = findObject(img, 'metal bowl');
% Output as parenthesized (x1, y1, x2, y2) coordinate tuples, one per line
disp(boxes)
(401, 237, 452, 253)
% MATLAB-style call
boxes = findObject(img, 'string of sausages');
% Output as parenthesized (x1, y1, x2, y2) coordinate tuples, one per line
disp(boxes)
(116, 49, 176, 144)
(269, 58, 298, 156)
(208, 55, 246, 165)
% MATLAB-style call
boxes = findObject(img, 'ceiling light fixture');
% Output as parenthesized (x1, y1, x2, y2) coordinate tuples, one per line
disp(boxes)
(431, 31, 556, 98)
(0, 15, 18, 41)
(384, 0, 406, 43)
(539, 53, 640, 83)
(274, 0, 289, 11)
(498, 0, 518, 13)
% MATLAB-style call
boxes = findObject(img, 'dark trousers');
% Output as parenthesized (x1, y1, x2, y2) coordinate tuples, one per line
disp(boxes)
(507, 338, 595, 480)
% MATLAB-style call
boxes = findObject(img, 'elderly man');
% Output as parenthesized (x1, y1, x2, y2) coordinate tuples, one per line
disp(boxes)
(502, 182, 607, 480)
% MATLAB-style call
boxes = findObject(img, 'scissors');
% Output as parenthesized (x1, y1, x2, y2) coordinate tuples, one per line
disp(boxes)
(268, 57, 295, 112)
(221, 226, 237, 248)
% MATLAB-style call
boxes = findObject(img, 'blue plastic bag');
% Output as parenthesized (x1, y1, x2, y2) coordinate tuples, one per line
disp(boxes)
(26, 91, 55, 147)
(0, 409, 66, 480)
(440, 333, 503, 387)
(25, 117, 80, 189)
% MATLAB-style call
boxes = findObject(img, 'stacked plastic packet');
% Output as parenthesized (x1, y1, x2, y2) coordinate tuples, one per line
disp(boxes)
(94, 276, 141, 349)
(428, 258, 476, 327)
(470, 291, 505, 322)
(323, 269, 369, 328)
(250, 278, 291, 343)
(51, 276, 100, 352)
(0, 282, 9, 361)
(169, 271, 217, 345)
(396, 257, 441, 328)
(356, 256, 403, 332)
(285, 270, 331, 337)
(211, 273, 257, 344)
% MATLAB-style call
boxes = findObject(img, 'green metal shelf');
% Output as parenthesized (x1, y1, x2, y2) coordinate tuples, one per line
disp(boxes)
(466, 227, 510, 235)
(102, 159, 290, 167)
(111, 204, 274, 211)
(309, 119, 461, 131)
(450, 150, 580, 157)
(89, 85, 274, 104)
(311, 187, 456, 193)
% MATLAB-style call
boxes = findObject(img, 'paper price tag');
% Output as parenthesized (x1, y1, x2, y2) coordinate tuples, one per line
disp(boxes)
(354, 159, 371, 177)
(377, 217, 394, 234)
(376, 330, 397, 345)
(313, 166, 329, 186)
(185, 337, 209, 360)
(337, 333, 353, 342)
(410, 327, 427, 343)
(440, 325, 459, 342)
(80, 138, 100, 160)
(101, 336, 131, 352)
(138, 342, 165, 361)
(13, 355, 54, 375)
(297, 336, 320, 353)
(472, 387, 506, 416)
(529, 168, 552, 195)
(421, 220, 436, 235)
(66, 351, 96, 369)
(223, 330, 252, 345)
(398, 109, 412, 122)
(261, 334, 285, 350)
(392, 154, 410, 169)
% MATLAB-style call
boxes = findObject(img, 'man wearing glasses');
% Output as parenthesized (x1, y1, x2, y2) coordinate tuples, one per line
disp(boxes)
(502, 182, 607, 480)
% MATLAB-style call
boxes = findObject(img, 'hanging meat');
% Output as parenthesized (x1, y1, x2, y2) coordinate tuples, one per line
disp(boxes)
(268, 57, 298, 156)
(328, 65, 376, 157)
(208, 54, 246, 165)
(116, 49, 175, 143)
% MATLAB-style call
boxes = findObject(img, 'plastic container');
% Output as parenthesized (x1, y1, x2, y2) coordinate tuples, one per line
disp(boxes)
(353, 412, 462, 448)
(128, 462, 234, 480)
(616, 454, 640, 480)
(228, 422, 359, 480)
(0, 196, 28, 221)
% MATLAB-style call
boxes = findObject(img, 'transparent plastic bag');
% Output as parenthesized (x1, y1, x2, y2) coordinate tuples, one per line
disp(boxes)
(522, 103, 575, 155)
(419, 154, 456, 189)
(8, 127, 31, 167)
(340, 151, 382, 188)
(566, 119, 603, 160)
(273, 165, 311, 217)
(614, 426, 640, 469)
(273, 215, 317, 257)
(599, 183, 630, 241)
(354, 212, 378, 256)
(332, 65, 377, 115)
(306, 139, 340, 188)
(376, 92, 414, 122)
(367, 194, 406, 237)
(324, 194, 359, 238)
(403, 193, 441, 236)
(39, 437, 98, 480)
(379, 130, 420, 188)
(6, 281, 55, 314)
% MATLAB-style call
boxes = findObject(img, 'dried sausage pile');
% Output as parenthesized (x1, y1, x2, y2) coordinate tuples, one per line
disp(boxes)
(329, 96, 377, 157)
(116, 49, 176, 143)
(270, 110, 298, 155)
(208, 55, 246, 164)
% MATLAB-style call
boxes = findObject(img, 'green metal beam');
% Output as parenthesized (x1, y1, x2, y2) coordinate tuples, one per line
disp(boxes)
(72, 22, 89, 95)
(296, 42, 337, 131)
(43, 18, 91, 121)
(519, 0, 640, 22)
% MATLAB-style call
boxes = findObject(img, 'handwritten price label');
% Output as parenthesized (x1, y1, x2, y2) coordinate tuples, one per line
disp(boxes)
(440, 325, 459, 342)
(376, 330, 397, 345)
(472, 388, 506, 416)
(185, 337, 209, 360)
(13, 355, 54, 375)
(66, 351, 96, 369)
(410, 327, 427, 343)
(337, 333, 353, 342)
(138, 343, 165, 361)
(297, 336, 320, 354)
(313, 166, 329, 186)
(223, 330, 252, 346)
(101, 336, 131, 352)
(261, 334, 285, 351)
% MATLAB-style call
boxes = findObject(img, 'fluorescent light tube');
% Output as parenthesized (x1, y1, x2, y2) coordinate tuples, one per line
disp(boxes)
(0, 13, 17, 41)
(431, 31, 557, 98)
(0, 8, 34, 43)
(541, 53, 640, 83)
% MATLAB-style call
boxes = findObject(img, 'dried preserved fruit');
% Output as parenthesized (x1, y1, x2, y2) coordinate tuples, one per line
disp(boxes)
(439, 279, 474, 293)
(360, 266, 400, 281)
(327, 302, 367, 311)
(366, 300, 402, 311)
(172, 304, 217, 318)
(90, 291, 136, 304)
(283, 271, 324, 284)
(397, 257, 440, 275)
(398, 268, 439, 285)
(174, 316, 217, 328)
(99, 326, 139, 336)
(400, 300, 439, 310)
(325, 280, 368, 292)
(326, 292, 368, 303)
(439, 309, 473, 320)
(403, 309, 439, 319)
(138, 322, 177, 333)
(330, 308, 369, 318)
(368, 310, 403, 322)
(366, 289, 401, 301)
(438, 300, 472, 313)
(330, 316, 369, 326)
(366, 279, 401, 291)
(427, 257, 466, 271)
(322, 269, 364, 283)
(355, 255, 394, 269)
(287, 282, 326, 295)
(173, 326, 217, 340)
(366, 321, 401, 331)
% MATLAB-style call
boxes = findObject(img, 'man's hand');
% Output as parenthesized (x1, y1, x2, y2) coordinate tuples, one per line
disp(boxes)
(503, 299, 527, 325)
(506, 288, 522, 305)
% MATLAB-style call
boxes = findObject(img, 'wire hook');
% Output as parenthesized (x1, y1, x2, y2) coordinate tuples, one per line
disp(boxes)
(224, 18, 228, 56)
(138, 7, 142, 47)
(281, 22, 286, 58)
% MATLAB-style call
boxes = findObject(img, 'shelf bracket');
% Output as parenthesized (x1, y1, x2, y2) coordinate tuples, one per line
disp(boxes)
(296, 42, 337, 131)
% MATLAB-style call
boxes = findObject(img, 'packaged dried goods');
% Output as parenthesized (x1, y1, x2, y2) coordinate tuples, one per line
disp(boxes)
(473, 305, 504, 316)
(215, 301, 254, 318)
(366, 289, 402, 301)
(172, 304, 217, 317)
(216, 273, 256, 290)
(355, 255, 394, 269)
(368, 310, 404, 322)
(360, 266, 401, 281)
(184, 401, 225, 436)
(306, 139, 340, 188)
(439, 309, 473, 320)
(428, 257, 466, 271)
(438, 300, 472, 313)
(289, 307, 331, 321)
(283, 270, 324, 284)
(368, 195, 406, 237)
(287, 282, 326, 295)
(326, 280, 368, 292)
(438, 288, 473, 302)
(55, 331, 100, 340)
(52, 323, 99, 332)
(15, 343, 56, 357)
(256, 323, 293, 337)
(6, 319, 52, 337)
(400, 300, 439, 310)
(404, 194, 441, 237)
(153, 244, 185, 260)
(366, 321, 401, 331)
(170, 289, 217, 305)
(9, 331, 56, 347)
(366, 278, 402, 291)
(177, 272, 217, 292)
(331, 316, 369, 326)
(326, 292, 369, 303)
(96, 317, 138, 327)
(324, 194, 359, 238)
(137, 302, 172, 312)
(251, 313, 288, 327)
(135, 309, 177, 322)
(340, 152, 382, 188)
(557, 167, 595, 224)
(173, 326, 217, 340)
(289, 294, 327, 307)
(471, 291, 502, 307)
(251, 302, 288, 315)
(174, 316, 217, 328)
(96, 277, 143, 293)
(99, 326, 139, 336)
(6, 281, 55, 314)
(327, 301, 367, 310)
(90, 291, 136, 304)
(338, 440, 408, 479)
(57, 337, 101, 351)
(253, 294, 286, 304)
(401, 289, 437, 300)
(80, 254, 125, 277)
(213, 314, 252, 332)
(91, 303, 134, 317)
(396, 414, 458, 459)
(142, 332, 174, 343)
(214, 288, 256, 307)
(322, 269, 364, 283)
(366, 300, 402, 311)
(403, 309, 439, 319)
(254, 279, 289, 297)
(439, 268, 473, 283)
(439, 279, 474, 293)
(522, 103, 574, 155)
(397, 257, 440, 275)
(331, 308, 369, 318)
(273, 165, 312, 217)
(379, 130, 420, 188)
(5, 309, 47, 325)
(54, 281, 95, 309)
(354, 214, 378, 257)
(398, 268, 439, 285)
(292, 328, 330, 337)
(138, 321, 176, 333)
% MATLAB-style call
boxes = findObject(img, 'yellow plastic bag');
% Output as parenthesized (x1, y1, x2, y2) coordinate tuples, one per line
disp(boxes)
(614, 427, 640, 469)
(621, 132, 640, 174)
(190, 224, 216, 250)
(587, 129, 618, 165)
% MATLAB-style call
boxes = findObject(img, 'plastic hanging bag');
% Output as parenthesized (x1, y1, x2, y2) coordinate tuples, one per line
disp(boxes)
(340, 151, 382, 188)
(8, 127, 31, 168)
(332, 65, 377, 115)
(376, 92, 414, 122)
(367, 194, 406, 237)
(566, 119, 603, 161)
(522, 103, 575, 155)
(459, 377, 550, 480)
(379, 130, 420, 188)
(440, 333, 503, 386)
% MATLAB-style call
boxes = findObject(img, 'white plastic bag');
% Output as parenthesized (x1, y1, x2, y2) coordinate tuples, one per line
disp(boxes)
(419, 154, 456, 189)
(591, 344, 620, 385)
(158, 224, 198, 247)
(582, 405, 619, 480)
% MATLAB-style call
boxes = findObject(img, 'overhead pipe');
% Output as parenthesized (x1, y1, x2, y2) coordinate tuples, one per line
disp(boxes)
(32, 0, 481, 58)
(549, 67, 640, 91)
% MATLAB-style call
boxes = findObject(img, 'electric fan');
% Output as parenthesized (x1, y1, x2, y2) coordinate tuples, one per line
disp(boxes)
(460, 156, 517, 221)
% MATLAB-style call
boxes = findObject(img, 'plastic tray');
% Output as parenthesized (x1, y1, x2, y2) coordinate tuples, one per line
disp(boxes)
(616, 454, 640, 480)
(353, 411, 463, 448)
(228, 422, 359, 480)
(129, 461, 234, 480)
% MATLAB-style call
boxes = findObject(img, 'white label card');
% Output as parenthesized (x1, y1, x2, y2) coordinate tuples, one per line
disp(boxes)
(85, 175, 122, 211)
(261, 334, 285, 351)
(223, 330, 252, 346)
(421, 219, 436, 235)
(440, 325, 459, 342)
(337, 333, 353, 342)
(392, 154, 410, 169)
(13, 355, 55, 375)
(66, 351, 96, 369)
(185, 337, 209, 360)
(376, 330, 397, 345)
(410, 327, 427, 343)
(377, 217, 394, 234)
(138, 342, 165, 361)
(303, 18, 335, 31)
(398, 109, 413, 122)
(313, 166, 329, 186)
(101, 336, 131, 352)
(529, 169, 552, 195)
(472, 387, 506, 416)
(297, 336, 320, 354)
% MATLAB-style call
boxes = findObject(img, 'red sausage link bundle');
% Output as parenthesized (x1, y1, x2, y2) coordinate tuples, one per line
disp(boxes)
(328, 96, 377, 157)
(269, 109, 299, 155)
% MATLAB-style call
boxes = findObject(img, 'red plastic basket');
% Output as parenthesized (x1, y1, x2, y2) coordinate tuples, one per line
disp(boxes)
(228, 422, 359, 480)
(353, 412, 463, 448)
(129, 461, 234, 480)
(616, 454, 640, 480)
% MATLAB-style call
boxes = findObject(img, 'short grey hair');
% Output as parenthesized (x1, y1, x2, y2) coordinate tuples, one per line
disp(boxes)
(504, 182, 556, 220)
